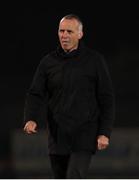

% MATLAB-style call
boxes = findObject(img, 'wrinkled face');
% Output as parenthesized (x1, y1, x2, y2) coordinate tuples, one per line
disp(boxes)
(58, 18, 83, 52)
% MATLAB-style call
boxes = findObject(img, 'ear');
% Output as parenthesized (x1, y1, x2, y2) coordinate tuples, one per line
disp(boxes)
(78, 31, 83, 39)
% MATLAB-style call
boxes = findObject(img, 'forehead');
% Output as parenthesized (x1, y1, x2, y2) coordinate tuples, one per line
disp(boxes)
(59, 19, 79, 30)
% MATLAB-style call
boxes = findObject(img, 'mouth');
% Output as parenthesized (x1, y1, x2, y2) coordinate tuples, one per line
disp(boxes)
(62, 41, 69, 45)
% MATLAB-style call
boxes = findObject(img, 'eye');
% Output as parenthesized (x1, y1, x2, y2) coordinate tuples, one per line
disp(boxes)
(59, 29, 64, 33)
(67, 30, 72, 34)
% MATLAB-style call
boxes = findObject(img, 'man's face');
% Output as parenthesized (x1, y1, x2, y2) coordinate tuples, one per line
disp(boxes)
(58, 18, 83, 52)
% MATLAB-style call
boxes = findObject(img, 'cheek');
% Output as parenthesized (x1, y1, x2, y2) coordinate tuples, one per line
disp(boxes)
(58, 33, 62, 39)
(72, 38, 79, 44)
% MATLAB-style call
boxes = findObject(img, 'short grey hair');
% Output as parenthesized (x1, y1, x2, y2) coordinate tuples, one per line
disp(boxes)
(60, 14, 83, 32)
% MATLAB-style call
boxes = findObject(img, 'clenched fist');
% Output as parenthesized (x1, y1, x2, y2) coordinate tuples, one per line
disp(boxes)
(97, 135, 109, 150)
(23, 120, 37, 134)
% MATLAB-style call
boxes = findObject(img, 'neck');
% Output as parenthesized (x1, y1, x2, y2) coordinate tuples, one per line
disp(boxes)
(63, 44, 79, 53)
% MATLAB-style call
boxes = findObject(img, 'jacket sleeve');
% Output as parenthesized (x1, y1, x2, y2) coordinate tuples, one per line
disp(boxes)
(23, 57, 48, 125)
(96, 53, 115, 138)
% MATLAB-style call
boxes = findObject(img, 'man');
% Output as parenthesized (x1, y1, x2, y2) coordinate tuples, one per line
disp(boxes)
(23, 14, 115, 179)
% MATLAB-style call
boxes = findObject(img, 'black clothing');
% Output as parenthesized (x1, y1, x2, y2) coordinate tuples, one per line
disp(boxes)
(49, 154, 70, 179)
(49, 152, 92, 179)
(24, 42, 115, 154)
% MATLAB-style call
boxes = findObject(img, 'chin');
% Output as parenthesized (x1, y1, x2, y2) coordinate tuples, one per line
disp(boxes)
(62, 46, 70, 52)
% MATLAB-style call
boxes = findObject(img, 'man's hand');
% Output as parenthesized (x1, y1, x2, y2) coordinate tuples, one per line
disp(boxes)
(23, 120, 37, 134)
(97, 135, 109, 150)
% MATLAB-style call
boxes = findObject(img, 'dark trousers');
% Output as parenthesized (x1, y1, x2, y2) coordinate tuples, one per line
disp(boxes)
(49, 152, 92, 179)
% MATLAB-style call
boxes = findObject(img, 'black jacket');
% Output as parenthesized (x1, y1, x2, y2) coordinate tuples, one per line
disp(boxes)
(24, 42, 115, 154)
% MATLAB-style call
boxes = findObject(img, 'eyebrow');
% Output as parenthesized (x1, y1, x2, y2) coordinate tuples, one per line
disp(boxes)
(59, 29, 73, 33)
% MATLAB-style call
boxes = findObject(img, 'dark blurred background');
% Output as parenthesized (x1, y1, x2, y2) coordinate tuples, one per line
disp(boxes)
(1, 2, 139, 178)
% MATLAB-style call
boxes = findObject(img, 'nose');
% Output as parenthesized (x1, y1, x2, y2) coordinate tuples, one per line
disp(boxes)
(62, 30, 68, 38)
